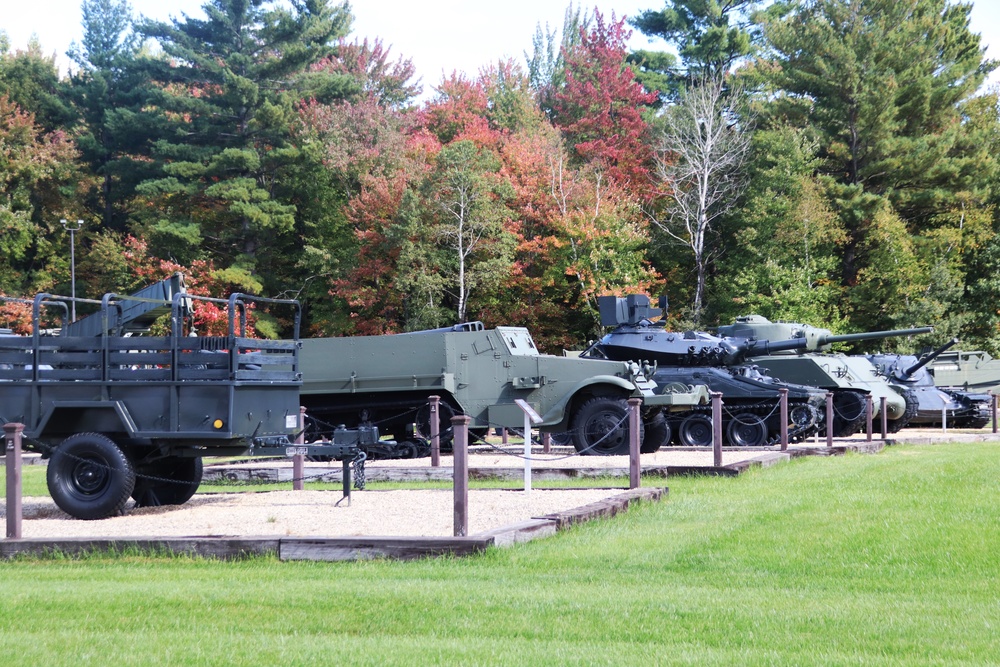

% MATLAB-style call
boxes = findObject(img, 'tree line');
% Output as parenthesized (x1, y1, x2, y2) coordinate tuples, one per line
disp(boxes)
(0, 0, 997, 354)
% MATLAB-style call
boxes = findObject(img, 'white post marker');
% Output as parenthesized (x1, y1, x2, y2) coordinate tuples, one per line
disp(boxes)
(514, 399, 543, 494)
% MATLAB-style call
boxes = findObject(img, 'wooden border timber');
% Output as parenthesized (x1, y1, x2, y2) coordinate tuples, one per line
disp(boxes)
(0, 487, 667, 562)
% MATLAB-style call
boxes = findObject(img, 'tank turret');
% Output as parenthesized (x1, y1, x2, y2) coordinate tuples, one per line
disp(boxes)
(717, 315, 933, 357)
(585, 295, 831, 446)
(716, 314, 933, 434)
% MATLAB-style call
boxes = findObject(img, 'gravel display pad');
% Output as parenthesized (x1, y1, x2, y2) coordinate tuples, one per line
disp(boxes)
(10, 488, 624, 539)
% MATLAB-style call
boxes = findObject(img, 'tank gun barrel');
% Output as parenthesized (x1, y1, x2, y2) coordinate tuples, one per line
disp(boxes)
(739, 325, 933, 359)
(818, 326, 932, 346)
(902, 338, 958, 379)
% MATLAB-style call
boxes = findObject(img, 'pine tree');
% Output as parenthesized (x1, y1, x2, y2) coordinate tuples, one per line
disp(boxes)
(759, 0, 997, 330)
(67, 0, 153, 233)
(133, 0, 355, 281)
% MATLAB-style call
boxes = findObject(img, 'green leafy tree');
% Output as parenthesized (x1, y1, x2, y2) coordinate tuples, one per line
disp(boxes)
(428, 140, 516, 322)
(0, 37, 74, 133)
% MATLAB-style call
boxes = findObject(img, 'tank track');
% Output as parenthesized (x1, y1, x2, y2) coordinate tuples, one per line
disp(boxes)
(830, 389, 870, 437)
(668, 398, 822, 446)
(886, 389, 919, 433)
(942, 389, 993, 429)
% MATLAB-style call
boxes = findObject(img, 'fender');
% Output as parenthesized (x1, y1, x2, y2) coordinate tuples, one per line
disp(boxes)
(28, 401, 138, 441)
(537, 374, 638, 426)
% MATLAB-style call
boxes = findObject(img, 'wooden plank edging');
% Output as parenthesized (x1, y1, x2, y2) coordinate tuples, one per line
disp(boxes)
(0, 537, 280, 560)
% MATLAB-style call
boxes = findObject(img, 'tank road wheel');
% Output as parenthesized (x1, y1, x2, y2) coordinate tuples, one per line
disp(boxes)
(570, 396, 642, 456)
(678, 414, 714, 447)
(46, 433, 136, 520)
(132, 457, 204, 508)
(726, 413, 768, 447)
(640, 412, 671, 453)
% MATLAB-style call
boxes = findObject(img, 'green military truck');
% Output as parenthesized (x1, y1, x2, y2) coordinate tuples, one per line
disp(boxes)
(299, 323, 710, 456)
(0, 287, 358, 520)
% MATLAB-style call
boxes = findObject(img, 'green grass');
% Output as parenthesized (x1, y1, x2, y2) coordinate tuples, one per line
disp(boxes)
(2, 443, 999, 665)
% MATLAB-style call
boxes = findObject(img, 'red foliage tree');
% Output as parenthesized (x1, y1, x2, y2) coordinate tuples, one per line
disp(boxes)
(550, 11, 658, 199)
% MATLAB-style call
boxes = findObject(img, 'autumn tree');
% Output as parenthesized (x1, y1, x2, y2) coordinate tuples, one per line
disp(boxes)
(550, 11, 658, 197)
(0, 95, 81, 296)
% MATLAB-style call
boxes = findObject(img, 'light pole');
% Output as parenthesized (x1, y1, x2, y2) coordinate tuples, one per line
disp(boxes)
(61, 219, 84, 322)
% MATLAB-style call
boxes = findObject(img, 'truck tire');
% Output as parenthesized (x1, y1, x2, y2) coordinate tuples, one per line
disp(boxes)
(640, 412, 670, 453)
(570, 396, 643, 456)
(132, 457, 204, 508)
(47, 433, 136, 520)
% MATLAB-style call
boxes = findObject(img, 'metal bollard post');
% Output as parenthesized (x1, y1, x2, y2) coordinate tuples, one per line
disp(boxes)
(628, 398, 642, 489)
(866, 395, 873, 443)
(711, 392, 723, 468)
(501, 427, 508, 445)
(826, 392, 834, 447)
(942, 406, 948, 434)
(5, 423, 24, 540)
(779, 388, 788, 451)
(429, 395, 441, 467)
(452, 415, 470, 537)
(293, 406, 306, 491)
(542, 432, 551, 454)
(880, 396, 888, 440)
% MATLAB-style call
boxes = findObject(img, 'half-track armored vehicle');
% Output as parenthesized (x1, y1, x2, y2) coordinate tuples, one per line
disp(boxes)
(299, 323, 710, 456)
(866, 339, 993, 428)
(0, 284, 361, 520)
(583, 295, 830, 446)
(718, 315, 932, 434)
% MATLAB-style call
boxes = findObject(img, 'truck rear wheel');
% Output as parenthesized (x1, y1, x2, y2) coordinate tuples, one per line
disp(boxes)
(570, 396, 643, 456)
(132, 457, 204, 508)
(47, 433, 136, 520)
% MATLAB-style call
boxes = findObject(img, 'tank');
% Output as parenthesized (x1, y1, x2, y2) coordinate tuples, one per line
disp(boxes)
(867, 339, 993, 428)
(926, 349, 1000, 395)
(584, 295, 829, 446)
(718, 315, 933, 434)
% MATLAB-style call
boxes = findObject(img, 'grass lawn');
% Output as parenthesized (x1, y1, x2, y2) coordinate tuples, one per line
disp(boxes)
(2, 443, 999, 665)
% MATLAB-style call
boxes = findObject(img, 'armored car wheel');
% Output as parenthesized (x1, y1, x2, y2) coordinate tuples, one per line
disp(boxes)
(47, 433, 136, 520)
(678, 414, 714, 447)
(131, 457, 204, 508)
(570, 396, 642, 456)
(640, 412, 671, 453)
(726, 413, 768, 447)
